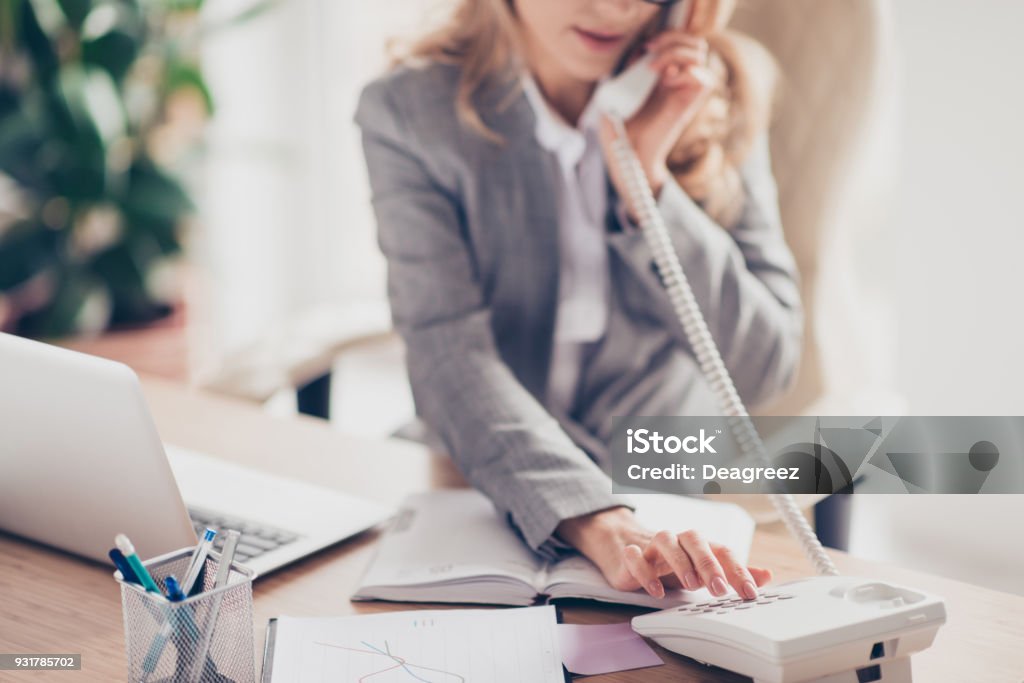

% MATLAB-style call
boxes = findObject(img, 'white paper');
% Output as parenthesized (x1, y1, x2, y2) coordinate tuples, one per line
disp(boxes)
(268, 606, 564, 683)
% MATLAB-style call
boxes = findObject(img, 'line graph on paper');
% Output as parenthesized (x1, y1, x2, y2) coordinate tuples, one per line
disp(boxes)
(268, 607, 564, 683)
(314, 639, 465, 682)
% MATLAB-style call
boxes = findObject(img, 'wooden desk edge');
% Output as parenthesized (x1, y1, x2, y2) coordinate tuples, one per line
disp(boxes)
(0, 377, 1021, 682)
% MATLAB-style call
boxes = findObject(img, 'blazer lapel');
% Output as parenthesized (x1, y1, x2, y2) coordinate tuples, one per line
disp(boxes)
(477, 77, 561, 402)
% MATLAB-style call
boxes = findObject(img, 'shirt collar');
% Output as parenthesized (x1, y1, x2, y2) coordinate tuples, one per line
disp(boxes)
(520, 72, 604, 169)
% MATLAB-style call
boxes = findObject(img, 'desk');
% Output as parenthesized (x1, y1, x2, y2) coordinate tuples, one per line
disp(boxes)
(1, 377, 1022, 682)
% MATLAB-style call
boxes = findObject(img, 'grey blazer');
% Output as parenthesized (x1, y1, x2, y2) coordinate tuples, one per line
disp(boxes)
(354, 62, 803, 557)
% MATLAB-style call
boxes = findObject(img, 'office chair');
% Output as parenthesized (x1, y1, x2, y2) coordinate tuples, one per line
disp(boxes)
(730, 0, 901, 418)
(724, 0, 901, 549)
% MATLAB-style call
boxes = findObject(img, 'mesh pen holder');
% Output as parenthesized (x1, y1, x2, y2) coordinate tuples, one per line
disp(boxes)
(116, 547, 258, 683)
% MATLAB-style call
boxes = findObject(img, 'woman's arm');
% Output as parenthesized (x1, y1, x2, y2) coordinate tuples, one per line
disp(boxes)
(608, 135, 804, 409)
(598, 27, 803, 410)
(354, 77, 624, 558)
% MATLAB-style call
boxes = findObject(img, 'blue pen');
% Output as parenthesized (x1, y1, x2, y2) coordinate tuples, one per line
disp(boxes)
(109, 548, 140, 584)
(181, 528, 217, 596)
(164, 575, 186, 602)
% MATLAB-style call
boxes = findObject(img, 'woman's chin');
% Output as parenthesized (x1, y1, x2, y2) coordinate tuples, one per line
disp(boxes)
(562, 57, 618, 86)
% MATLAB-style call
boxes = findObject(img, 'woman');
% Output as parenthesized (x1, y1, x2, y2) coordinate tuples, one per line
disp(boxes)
(354, 0, 802, 601)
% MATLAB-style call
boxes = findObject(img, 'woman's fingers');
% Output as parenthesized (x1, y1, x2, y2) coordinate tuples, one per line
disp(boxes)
(646, 31, 707, 57)
(624, 544, 665, 598)
(649, 45, 708, 75)
(659, 63, 713, 91)
(643, 530, 701, 591)
(629, 532, 774, 601)
(711, 543, 760, 600)
(676, 530, 730, 597)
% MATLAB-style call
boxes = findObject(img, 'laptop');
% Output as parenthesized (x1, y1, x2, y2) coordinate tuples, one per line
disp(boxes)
(0, 332, 394, 575)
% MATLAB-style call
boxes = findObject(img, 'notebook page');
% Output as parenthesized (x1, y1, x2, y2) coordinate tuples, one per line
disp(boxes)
(268, 606, 565, 683)
(354, 490, 543, 593)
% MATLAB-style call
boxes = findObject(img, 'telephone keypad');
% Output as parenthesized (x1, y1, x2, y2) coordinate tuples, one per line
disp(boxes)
(676, 592, 796, 615)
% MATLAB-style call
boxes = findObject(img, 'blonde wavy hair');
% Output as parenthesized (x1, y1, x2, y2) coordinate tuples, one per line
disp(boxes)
(391, 0, 777, 228)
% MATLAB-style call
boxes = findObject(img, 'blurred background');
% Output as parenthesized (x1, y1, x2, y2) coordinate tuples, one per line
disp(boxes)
(1, 0, 1021, 594)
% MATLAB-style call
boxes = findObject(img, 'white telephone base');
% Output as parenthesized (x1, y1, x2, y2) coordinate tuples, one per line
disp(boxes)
(632, 576, 946, 683)
(803, 658, 909, 683)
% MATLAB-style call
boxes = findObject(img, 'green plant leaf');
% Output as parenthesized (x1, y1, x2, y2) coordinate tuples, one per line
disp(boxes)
(164, 59, 212, 114)
(78, 66, 127, 145)
(45, 145, 107, 200)
(82, 30, 139, 82)
(111, 159, 189, 255)
(81, 3, 144, 82)
(19, 0, 61, 80)
(90, 237, 171, 325)
(26, 0, 69, 39)
(55, 0, 91, 29)
(162, 0, 203, 10)
(17, 267, 111, 336)
(0, 219, 59, 289)
(50, 64, 128, 198)
(0, 101, 50, 190)
(120, 158, 193, 221)
(0, 0, 23, 51)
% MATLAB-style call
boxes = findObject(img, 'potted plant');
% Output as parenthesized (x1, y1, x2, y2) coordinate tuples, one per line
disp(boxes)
(0, 0, 268, 337)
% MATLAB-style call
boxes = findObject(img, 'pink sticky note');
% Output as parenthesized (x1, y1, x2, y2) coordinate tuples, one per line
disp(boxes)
(557, 622, 664, 676)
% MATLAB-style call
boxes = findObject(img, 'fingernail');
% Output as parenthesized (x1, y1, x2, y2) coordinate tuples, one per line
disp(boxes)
(648, 581, 665, 598)
(742, 581, 758, 601)
(710, 576, 728, 596)
(683, 571, 700, 591)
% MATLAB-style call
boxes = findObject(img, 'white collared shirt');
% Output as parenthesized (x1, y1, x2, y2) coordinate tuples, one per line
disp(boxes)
(520, 73, 610, 415)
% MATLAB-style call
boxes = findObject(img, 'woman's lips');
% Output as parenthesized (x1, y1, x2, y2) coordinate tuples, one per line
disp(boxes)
(573, 27, 627, 53)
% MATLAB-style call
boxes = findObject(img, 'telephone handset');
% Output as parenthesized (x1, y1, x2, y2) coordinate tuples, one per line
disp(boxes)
(594, 0, 695, 120)
(596, 3, 947, 681)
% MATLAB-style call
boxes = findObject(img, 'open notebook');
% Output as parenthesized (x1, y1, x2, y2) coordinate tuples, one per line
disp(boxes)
(353, 490, 755, 609)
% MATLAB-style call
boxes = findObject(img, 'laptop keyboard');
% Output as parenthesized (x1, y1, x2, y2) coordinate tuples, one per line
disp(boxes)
(188, 506, 302, 562)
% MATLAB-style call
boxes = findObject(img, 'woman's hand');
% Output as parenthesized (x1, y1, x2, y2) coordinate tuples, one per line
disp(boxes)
(598, 30, 714, 214)
(556, 506, 771, 600)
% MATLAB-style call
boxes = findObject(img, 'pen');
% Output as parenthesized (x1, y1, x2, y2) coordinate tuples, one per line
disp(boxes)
(109, 548, 140, 585)
(181, 528, 217, 596)
(140, 573, 202, 678)
(214, 529, 240, 589)
(164, 575, 186, 602)
(115, 534, 162, 595)
(190, 529, 241, 682)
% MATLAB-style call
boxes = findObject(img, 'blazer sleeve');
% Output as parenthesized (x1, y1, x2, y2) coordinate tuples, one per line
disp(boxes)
(354, 78, 627, 558)
(611, 136, 804, 410)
